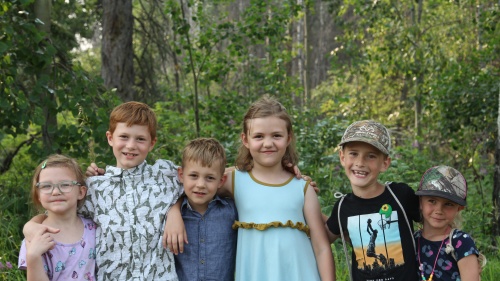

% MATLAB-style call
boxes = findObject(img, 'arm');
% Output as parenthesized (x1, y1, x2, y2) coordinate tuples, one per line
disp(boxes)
(162, 198, 187, 254)
(322, 213, 339, 244)
(304, 185, 336, 281)
(25, 229, 54, 281)
(23, 214, 59, 242)
(457, 254, 480, 281)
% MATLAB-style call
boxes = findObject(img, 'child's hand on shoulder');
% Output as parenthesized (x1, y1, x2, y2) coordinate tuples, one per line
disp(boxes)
(26, 229, 56, 258)
(86, 163, 105, 176)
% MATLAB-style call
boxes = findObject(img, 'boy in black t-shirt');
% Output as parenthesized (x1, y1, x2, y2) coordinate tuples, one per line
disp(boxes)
(325, 120, 419, 281)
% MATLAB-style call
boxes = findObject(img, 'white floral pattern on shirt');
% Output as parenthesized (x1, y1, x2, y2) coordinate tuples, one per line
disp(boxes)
(81, 160, 182, 281)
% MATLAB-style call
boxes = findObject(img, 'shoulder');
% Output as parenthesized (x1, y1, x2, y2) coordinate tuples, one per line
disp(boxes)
(150, 159, 178, 171)
(386, 182, 417, 198)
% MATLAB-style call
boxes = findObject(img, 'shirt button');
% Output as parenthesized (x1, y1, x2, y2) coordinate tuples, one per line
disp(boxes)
(200, 259, 205, 264)
(201, 238, 204, 243)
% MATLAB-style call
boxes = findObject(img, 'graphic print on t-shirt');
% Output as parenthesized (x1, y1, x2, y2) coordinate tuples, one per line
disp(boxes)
(347, 204, 405, 275)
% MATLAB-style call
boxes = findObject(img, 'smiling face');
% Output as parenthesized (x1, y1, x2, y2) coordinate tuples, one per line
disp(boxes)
(106, 122, 157, 169)
(37, 167, 86, 215)
(340, 141, 390, 194)
(178, 160, 227, 214)
(420, 196, 463, 232)
(242, 116, 291, 171)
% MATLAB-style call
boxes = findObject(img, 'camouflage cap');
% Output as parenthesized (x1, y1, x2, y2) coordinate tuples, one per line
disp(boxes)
(339, 120, 391, 155)
(416, 165, 467, 206)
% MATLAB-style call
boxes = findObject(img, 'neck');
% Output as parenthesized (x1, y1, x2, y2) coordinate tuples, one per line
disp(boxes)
(352, 182, 385, 199)
(251, 165, 291, 184)
(43, 211, 81, 230)
(421, 224, 451, 241)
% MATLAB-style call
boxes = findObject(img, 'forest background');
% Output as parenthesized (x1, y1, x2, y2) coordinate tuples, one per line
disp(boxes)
(1, 0, 499, 280)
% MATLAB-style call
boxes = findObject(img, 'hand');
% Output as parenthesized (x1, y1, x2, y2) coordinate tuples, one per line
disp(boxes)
(23, 215, 59, 242)
(26, 229, 56, 257)
(86, 163, 105, 176)
(162, 202, 188, 255)
(302, 175, 319, 193)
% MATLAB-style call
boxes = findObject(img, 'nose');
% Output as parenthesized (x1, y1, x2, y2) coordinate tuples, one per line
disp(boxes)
(51, 185, 62, 195)
(263, 137, 273, 148)
(355, 157, 365, 167)
(196, 178, 206, 188)
(126, 139, 137, 149)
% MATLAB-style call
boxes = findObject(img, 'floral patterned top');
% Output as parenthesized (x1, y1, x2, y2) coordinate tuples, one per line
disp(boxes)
(81, 160, 183, 281)
(18, 217, 97, 281)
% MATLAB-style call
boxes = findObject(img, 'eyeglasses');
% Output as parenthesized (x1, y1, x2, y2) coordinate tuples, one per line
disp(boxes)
(36, 180, 81, 194)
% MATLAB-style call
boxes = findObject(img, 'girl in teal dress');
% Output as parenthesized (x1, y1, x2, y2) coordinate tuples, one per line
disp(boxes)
(222, 95, 335, 280)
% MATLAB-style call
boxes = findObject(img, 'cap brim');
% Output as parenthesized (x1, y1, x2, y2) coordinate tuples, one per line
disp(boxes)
(415, 190, 466, 206)
(339, 138, 389, 155)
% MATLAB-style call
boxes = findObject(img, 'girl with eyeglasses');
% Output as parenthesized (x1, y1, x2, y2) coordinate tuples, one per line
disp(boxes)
(18, 154, 97, 281)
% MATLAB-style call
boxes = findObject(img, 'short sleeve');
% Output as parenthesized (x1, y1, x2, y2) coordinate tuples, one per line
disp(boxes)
(326, 200, 341, 235)
(453, 230, 480, 261)
(18, 240, 27, 270)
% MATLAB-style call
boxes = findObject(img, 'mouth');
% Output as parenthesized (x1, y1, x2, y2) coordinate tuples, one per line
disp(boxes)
(193, 191, 206, 196)
(352, 170, 368, 176)
(122, 152, 138, 157)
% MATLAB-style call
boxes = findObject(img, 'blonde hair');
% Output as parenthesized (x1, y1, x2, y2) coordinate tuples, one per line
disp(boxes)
(31, 154, 87, 211)
(182, 138, 226, 176)
(108, 101, 158, 140)
(235, 95, 298, 174)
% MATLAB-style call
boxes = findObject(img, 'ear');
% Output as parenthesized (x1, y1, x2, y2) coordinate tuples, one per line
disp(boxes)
(177, 166, 184, 183)
(78, 185, 87, 200)
(458, 206, 465, 211)
(339, 149, 346, 167)
(380, 156, 391, 172)
(241, 132, 249, 148)
(219, 174, 228, 189)
(106, 131, 113, 146)
(149, 137, 157, 152)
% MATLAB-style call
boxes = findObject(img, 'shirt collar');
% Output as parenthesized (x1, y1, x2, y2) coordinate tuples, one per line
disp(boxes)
(105, 161, 148, 177)
(180, 195, 227, 211)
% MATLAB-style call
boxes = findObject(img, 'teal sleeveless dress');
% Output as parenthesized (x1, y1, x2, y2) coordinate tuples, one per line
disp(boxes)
(232, 170, 321, 281)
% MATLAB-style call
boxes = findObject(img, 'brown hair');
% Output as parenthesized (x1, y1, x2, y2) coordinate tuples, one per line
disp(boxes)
(31, 154, 87, 211)
(108, 101, 158, 140)
(235, 95, 298, 173)
(182, 138, 227, 176)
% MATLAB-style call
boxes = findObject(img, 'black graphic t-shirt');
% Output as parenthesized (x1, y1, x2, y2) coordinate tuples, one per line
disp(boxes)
(326, 182, 420, 281)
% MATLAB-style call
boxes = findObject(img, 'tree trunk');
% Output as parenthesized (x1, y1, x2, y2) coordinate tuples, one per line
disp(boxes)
(35, 0, 58, 154)
(101, 0, 136, 101)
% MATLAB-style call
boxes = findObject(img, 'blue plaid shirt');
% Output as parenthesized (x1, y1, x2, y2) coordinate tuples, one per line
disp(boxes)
(175, 196, 238, 281)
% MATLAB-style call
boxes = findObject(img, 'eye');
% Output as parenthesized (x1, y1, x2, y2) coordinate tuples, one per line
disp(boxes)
(119, 135, 128, 139)
(59, 182, 72, 188)
(39, 183, 53, 190)
(207, 176, 216, 181)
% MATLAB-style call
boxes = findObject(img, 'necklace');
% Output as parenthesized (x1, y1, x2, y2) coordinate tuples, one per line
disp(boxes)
(418, 233, 447, 281)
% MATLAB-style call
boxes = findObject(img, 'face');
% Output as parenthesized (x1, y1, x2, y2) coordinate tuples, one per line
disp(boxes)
(107, 122, 157, 169)
(178, 160, 227, 214)
(37, 167, 86, 215)
(420, 196, 463, 231)
(242, 116, 291, 170)
(340, 141, 390, 191)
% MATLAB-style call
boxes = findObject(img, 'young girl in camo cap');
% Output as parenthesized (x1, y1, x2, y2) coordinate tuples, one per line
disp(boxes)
(414, 165, 485, 281)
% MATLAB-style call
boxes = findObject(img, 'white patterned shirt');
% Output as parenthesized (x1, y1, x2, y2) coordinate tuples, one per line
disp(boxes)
(81, 160, 182, 281)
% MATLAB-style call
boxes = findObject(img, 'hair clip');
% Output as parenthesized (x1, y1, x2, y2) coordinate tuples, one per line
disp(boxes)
(41, 160, 48, 169)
